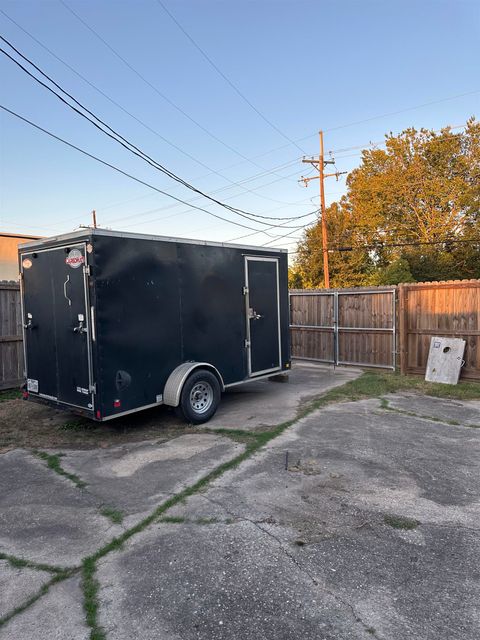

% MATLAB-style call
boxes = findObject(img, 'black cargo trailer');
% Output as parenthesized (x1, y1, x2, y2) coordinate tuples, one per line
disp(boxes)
(18, 229, 290, 423)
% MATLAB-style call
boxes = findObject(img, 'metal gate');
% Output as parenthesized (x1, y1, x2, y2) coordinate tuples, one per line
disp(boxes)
(289, 288, 396, 369)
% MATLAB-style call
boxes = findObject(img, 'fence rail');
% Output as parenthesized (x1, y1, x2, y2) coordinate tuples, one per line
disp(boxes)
(0, 281, 23, 390)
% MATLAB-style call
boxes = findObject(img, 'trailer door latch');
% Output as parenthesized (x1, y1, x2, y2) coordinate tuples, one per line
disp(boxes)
(89, 383, 96, 394)
(73, 314, 87, 334)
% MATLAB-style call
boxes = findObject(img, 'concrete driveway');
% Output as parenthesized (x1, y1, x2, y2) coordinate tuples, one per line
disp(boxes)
(1, 363, 479, 640)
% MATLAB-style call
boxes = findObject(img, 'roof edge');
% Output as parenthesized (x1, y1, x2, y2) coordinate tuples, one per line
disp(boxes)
(18, 227, 288, 253)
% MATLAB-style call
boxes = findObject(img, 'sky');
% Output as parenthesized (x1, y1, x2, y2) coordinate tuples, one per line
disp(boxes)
(0, 0, 479, 252)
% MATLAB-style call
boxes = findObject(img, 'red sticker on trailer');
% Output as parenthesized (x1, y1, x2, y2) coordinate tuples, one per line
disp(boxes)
(66, 249, 85, 268)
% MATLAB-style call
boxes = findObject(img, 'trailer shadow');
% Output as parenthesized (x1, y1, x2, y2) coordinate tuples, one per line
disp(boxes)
(0, 397, 187, 450)
(0, 363, 360, 448)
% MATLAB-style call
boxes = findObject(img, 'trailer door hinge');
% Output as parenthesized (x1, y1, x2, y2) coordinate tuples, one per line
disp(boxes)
(244, 339, 251, 348)
(89, 383, 96, 394)
(83, 265, 91, 276)
(242, 286, 248, 295)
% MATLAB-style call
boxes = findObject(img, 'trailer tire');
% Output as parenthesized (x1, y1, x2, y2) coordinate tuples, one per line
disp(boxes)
(176, 369, 221, 424)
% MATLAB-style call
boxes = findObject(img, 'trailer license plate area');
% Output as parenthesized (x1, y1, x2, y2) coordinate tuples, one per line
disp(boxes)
(27, 378, 39, 393)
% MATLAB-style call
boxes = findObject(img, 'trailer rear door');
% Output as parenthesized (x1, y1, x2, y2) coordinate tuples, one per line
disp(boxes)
(245, 256, 281, 376)
(20, 244, 93, 411)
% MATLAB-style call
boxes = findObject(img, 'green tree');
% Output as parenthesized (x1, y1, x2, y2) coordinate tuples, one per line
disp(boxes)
(370, 257, 416, 285)
(292, 119, 480, 287)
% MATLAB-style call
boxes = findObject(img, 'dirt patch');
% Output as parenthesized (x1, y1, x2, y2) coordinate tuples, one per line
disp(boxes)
(0, 398, 191, 450)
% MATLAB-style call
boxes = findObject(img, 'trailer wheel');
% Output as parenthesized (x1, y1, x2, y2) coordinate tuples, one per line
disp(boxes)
(177, 369, 221, 424)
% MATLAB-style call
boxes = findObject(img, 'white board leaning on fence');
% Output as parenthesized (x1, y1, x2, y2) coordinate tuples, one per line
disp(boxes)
(425, 337, 466, 385)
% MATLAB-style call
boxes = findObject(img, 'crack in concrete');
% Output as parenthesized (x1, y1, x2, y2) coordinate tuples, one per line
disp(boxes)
(8, 384, 465, 638)
(0, 567, 79, 629)
(199, 494, 383, 639)
(0, 551, 77, 575)
(378, 399, 480, 429)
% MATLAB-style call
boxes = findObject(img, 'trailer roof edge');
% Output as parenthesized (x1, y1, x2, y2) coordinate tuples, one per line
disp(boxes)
(18, 228, 288, 253)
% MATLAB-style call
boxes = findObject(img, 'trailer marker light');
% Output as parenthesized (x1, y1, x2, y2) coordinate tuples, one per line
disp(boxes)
(22, 391, 29, 399)
(114, 399, 121, 408)
(96, 410, 101, 419)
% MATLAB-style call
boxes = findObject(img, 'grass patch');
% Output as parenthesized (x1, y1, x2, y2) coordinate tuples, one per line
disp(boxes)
(384, 514, 419, 530)
(0, 389, 21, 402)
(312, 371, 480, 405)
(60, 420, 93, 432)
(82, 558, 105, 640)
(32, 450, 86, 489)
(380, 398, 468, 426)
(0, 551, 71, 575)
(100, 507, 124, 525)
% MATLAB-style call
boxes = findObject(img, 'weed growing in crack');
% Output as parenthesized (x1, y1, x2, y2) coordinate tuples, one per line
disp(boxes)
(384, 514, 419, 530)
(0, 551, 71, 575)
(100, 507, 124, 525)
(379, 399, 466, 427)
(82, 557, 105, 640)
(0, 568, 77, 628)
(32, 450, 86, 488)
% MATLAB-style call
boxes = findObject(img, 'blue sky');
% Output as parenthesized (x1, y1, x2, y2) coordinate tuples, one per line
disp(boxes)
(0, 0, 479, 251)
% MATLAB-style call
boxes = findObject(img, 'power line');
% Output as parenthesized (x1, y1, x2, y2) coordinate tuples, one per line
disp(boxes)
(227, 89, 480, 165)
(16, 158, 307, 232)
(64, 2, 476, 172)
(224, 210, 318, 243)
(323, 91, 480, 134)
(0, 38, 313, 227)
(58, 0, 279, 173)
(3, 7, 476, 192)
(102, 169, 318, 228)
(155, 0, 307, 155)
(336, 237, 480, 251)
(262, 221, 314, 247)
(0, 7, 303, 201)
(0, 103, 309, 240)
(290, 236, 480, 255)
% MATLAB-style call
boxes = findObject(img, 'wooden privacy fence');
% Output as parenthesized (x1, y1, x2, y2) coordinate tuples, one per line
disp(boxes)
(0, 281, 23, 390)
(398, 280, 480, 381)
(291, 279, 480, 381)
(290, 287, 396, 369)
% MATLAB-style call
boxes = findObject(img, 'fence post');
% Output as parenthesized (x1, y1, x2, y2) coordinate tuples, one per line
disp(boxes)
(398, 284, 407, 375)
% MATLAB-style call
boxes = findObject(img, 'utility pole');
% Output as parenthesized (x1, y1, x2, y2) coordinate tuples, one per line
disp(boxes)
(300, 131, 346, 289)
(92, 209, 97, 229)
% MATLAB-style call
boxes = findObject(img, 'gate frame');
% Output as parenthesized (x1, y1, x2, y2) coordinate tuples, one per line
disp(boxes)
(289, 288, 396, 370)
